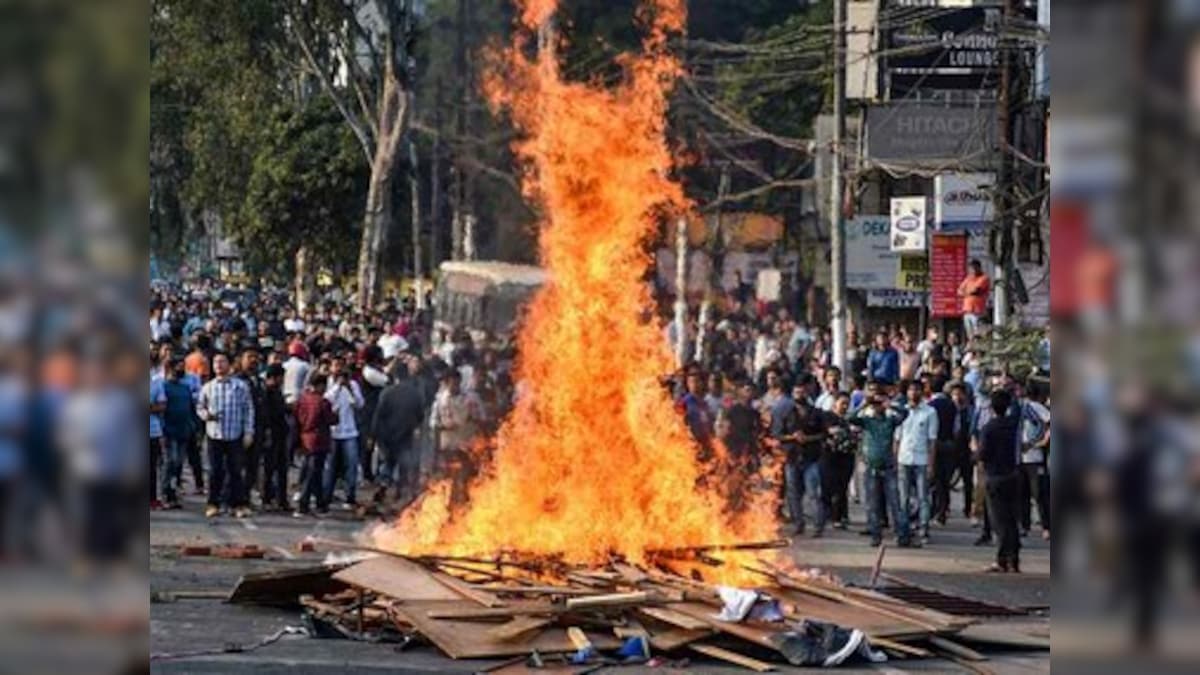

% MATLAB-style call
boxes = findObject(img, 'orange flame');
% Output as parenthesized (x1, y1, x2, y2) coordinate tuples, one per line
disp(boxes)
(372, 0, 778, 583)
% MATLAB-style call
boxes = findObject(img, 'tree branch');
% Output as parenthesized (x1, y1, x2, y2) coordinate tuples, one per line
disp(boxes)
(287, 9, 375, 164)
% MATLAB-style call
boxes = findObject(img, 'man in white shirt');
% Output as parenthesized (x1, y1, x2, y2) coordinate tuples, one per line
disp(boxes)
(323, 356, 364, 509)
(896, 381, 939, 542)
(1017, 381, 1052, 540)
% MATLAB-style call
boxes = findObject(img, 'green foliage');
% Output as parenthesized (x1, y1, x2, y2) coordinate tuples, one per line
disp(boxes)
(241, 102, 367, 275)
(972, 324, 1047, 383)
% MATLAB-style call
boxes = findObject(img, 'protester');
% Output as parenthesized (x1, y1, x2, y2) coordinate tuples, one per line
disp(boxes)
(821, 392, 858, 530)
(775, 384, 826, 537)
(196, 353, 255, 519)
(294, 373, 337, 517)
(866, 331, 899, 386)
(975, 389, 1022, 572)
(957, 259, 991, 339)
(848, 393, 914, 548)
(160, 358, 195, 509)
(260, 364, 290, 512)
(897, 380, 938, 542)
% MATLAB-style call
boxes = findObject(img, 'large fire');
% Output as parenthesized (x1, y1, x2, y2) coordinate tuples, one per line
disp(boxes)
(372, 0, 779, 579)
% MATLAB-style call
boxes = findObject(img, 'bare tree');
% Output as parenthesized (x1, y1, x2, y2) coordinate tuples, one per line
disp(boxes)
(288, 0, 417, 310)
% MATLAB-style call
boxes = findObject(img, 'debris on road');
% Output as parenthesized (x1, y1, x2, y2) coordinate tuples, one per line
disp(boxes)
(216, 538, 1047, 669)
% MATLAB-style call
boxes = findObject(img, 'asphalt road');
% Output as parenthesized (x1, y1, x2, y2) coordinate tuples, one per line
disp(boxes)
(150, 483, 1051, 673)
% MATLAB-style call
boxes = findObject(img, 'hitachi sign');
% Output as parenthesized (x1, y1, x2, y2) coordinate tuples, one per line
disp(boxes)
(895, 115, 975, 135)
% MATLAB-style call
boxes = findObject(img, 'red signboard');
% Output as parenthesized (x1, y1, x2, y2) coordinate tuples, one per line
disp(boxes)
(930, 234, 968, 318)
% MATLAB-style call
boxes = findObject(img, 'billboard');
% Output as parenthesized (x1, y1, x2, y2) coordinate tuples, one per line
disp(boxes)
(865, 104, 996, 167)
(884, 2, 1038, 93)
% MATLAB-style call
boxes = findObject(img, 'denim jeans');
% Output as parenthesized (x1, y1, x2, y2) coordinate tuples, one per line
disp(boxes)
(864, 464, 909, 542)
(163, 437, 187, 503)
(785, 457, 825, 532)
(299, 451, 328, 513)
(324, 437, 360, 505)
(899, 463, 931, 533)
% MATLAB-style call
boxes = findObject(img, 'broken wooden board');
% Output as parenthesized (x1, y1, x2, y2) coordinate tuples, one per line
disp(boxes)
(487, 616, 553, 642)
(564, 591, 648, 610)
(228, 564, 349, 606)
(647, 627, 714, 651)
(638, 606, 712, 631)
(690, 643, 775, 672)
(393, 600, 620, 659)
(431, 571, 507, 607)
(770, 589, 950, 639)
(954, 623, 1050, 650)
(424, 601, 561, 621)
(332, 557, 462, 602)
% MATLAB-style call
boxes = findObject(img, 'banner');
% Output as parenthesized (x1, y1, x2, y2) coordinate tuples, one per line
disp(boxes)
(935, 172, 994, 231)
(930, 234, 969, 318)
(896, 255, 930, 290)
(890, 197, 928, 252)
(866, 104, 997, 167)
(845, 216, 900, 290)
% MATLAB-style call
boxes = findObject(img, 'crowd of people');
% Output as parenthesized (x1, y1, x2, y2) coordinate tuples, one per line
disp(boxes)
(149, 265, 1051, 572)
(149, 280, 516, 520)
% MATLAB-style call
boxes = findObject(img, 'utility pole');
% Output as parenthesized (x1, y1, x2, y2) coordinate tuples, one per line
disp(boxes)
(830, 0, 848, 384)
(430, 79, 444, 282)
(993, 0, 1017, 328)
(409, 132, 424, 309)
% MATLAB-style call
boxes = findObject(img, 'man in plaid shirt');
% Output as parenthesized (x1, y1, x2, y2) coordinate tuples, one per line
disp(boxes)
(197, 353, 255, 518)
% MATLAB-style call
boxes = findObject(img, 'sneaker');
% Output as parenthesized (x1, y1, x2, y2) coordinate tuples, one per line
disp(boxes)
(834, 521, 847, 531)
(204, 505, 220, 519)
(1041, 529, 1051, 541)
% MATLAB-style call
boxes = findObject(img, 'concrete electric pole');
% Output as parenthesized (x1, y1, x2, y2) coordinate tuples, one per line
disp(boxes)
(830, 0, 848, 383)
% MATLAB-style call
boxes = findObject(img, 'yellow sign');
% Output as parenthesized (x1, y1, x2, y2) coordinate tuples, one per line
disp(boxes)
(896, 255, 929, 290)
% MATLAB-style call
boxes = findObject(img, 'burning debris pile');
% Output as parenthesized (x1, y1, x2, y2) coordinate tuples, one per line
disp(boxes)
(371, 0, 779, 570)
(229, 540, 983, 670)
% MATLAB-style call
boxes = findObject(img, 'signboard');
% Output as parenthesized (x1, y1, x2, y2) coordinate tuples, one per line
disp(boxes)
(866, 104, 996, 167)
(897, 255, 930, 290)
(930, 234, 969, 317)
(884, 3, 1038, 93)
(845, 216, 900, 290)
(890, 197, 928, 252)
(935, 172, 994, 231)
(867, 289, 928, 308)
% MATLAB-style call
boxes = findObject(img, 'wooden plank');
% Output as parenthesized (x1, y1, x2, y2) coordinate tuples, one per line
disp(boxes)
(868, 636, 931, 658)
(668, 603, 781, 650)
(332, 557, 462, 602)
(472, 584, 599, 596)
(638, 606, 712, 631)
(228, 564, 349, 606)
(425, 602, 559, 620)
(431, 571, 507, 608)
(488, 616, 553, 642)
(928, 635, 988, 662)
(564, 591, 648, 610)
(690, 644, 775, 672)
(393, 600, 620, 659)
(647, 627, 713, 651)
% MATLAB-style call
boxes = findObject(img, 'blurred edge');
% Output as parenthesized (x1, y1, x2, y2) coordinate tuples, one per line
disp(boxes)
(0, 0, 148, 674)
